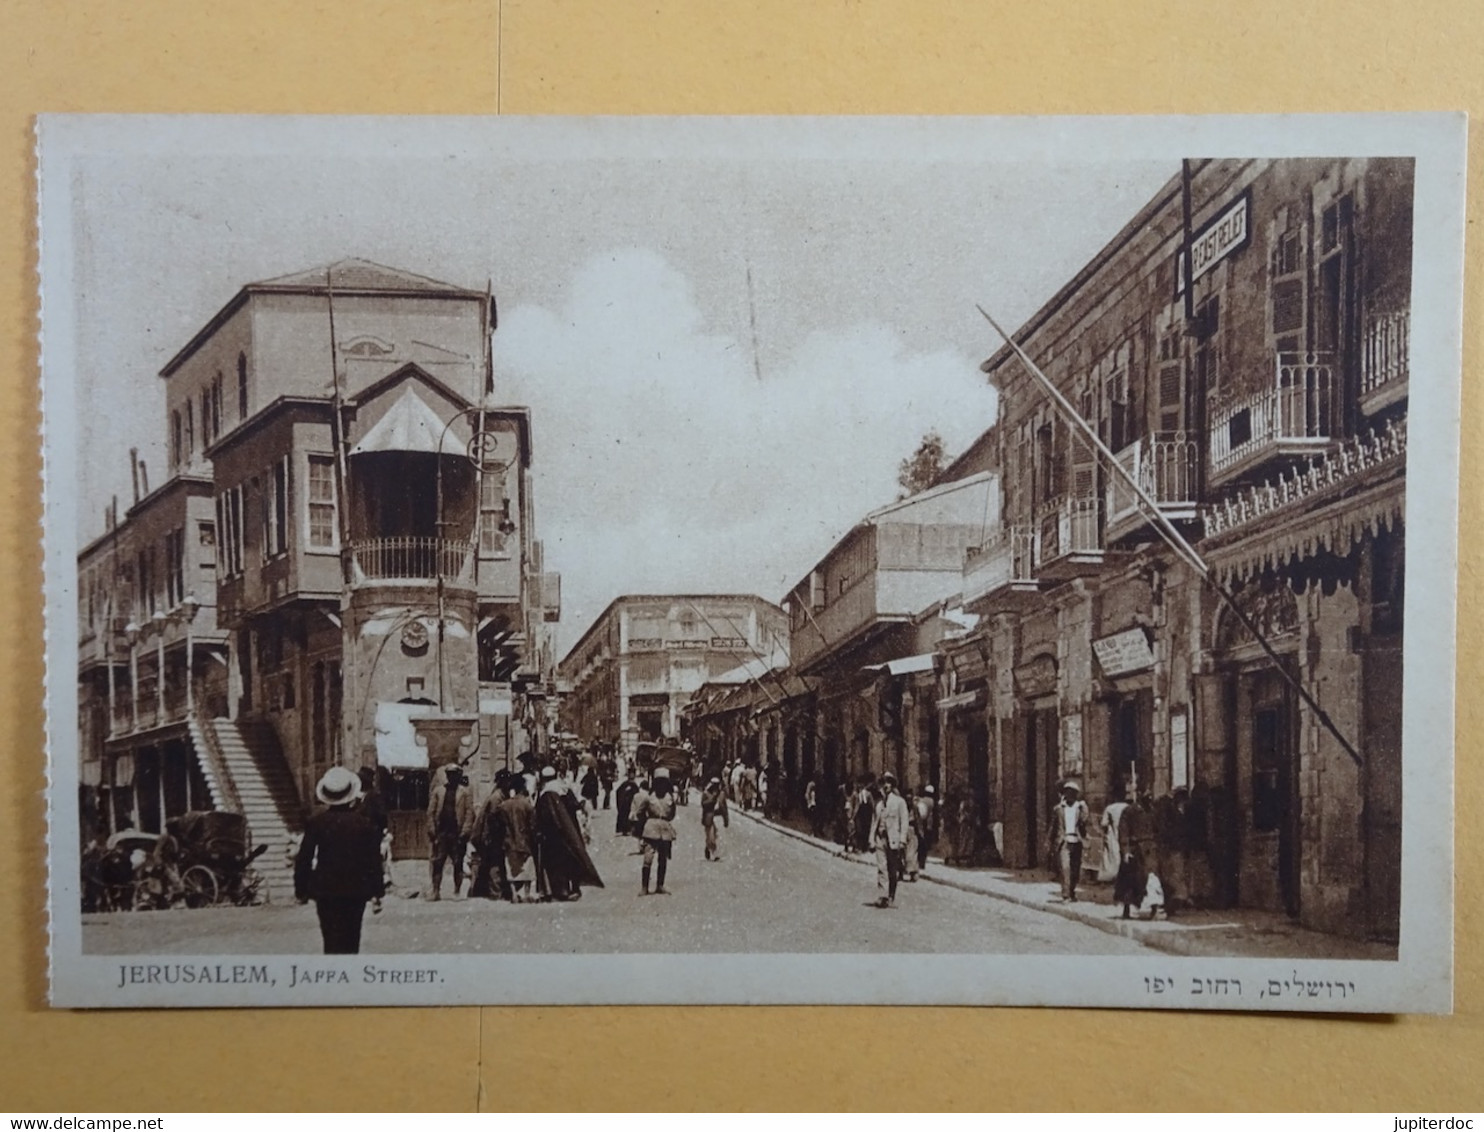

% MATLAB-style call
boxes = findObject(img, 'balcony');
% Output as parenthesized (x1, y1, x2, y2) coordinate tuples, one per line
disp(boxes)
(1105, 432, 1201, 544)
(1209, 352, 1338, 484)
(349, 537, 475, 585)
(1034, 495, 1103, 580)
(962, 525, 1039, 614)
(1360, 310, 1409, 418)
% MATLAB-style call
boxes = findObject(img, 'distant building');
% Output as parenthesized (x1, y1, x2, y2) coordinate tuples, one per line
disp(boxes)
(780, 473, 997, 791)
(77, 260, 560, 895)
(558, 595, 788, 754)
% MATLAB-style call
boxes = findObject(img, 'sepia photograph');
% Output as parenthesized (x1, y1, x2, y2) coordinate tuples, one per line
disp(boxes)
(39, 114, 1464, 1011)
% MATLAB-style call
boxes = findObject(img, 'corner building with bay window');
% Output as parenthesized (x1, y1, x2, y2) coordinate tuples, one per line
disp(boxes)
(77, 260, 561, 898)
(947, 159, 1409, 942)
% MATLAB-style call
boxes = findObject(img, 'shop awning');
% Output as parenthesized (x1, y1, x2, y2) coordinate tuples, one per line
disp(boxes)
(864, 653, 937, 677)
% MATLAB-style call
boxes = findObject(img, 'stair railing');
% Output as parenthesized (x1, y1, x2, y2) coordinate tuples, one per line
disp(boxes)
(189, 705, 245, 815)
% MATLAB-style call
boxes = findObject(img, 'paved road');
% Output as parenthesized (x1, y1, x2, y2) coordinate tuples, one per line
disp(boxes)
(82, 801, 1151, 955)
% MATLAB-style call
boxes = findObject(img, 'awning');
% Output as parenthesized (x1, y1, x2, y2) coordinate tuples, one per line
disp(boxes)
(350, 386, 466, 456)
(864, 653, 937, 677)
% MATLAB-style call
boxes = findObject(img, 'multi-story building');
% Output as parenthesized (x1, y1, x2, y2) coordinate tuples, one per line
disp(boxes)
(948, 158, 1409, 941)
(779, 474, 996, 795)
(558, 594, 788, 754)
(77, 259, 560, 890)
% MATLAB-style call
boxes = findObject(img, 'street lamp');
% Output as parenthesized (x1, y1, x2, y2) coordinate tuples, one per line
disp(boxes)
(179, 593, 201, 715)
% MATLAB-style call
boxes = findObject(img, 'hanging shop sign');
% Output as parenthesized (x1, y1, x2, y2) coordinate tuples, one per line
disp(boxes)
(1092, 627, 1156, 677)
(1013, 652, 1058, 698)
(1176, 189, 1251, 295)
(627, 637, 664, 652)
(710, 636, 748, 649)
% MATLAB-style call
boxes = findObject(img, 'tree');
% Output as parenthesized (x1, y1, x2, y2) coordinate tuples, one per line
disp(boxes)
(897, 430, 947, 499)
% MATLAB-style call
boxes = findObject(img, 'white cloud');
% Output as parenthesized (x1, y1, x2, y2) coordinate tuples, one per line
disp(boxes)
(495, 249, 999, 655)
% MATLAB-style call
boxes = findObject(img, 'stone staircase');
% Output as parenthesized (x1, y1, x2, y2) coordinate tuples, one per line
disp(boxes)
(191, 716, 305, 904)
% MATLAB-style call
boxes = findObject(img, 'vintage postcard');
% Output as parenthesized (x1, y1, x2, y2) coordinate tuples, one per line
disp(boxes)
(39, 114, 1464, 1010)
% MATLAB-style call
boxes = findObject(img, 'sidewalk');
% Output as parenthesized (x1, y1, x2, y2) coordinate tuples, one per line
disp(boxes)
(735, 808, 1395, 961)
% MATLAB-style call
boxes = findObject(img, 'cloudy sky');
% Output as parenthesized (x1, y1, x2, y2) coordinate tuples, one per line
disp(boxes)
(53, 117, 1175, 655)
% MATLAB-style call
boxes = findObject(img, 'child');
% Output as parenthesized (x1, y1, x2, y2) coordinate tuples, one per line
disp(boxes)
(1142, 870, 1167, 920)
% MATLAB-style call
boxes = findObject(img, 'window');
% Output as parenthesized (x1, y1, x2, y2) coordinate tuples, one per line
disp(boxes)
(261, 459, 289, 559)
(200, 388, 212, 446)
(479, 468, 511, 554)
(197, 521, 216, 566)
(184, 402, 195, 463)
(165, 528, 185, 607)
(237, 352, 248, 421)
(1269, 222, 1306, 352)
(307, 455, 337, 549)
(215, 486, 244, 577)
(212, 373, 224, 439)
(171, 411, 182, 470)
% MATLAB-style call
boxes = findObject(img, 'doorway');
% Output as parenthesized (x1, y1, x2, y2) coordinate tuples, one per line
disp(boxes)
(1022, 706, 1060, 868)
(1246, 674, 1300, 917)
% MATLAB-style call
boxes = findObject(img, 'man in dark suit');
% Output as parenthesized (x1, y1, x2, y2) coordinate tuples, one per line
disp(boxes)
(295, 766, 386, 954)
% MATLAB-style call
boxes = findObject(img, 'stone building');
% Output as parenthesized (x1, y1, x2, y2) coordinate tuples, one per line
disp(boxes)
(77, 259, 561, 891)
(558, 594, 788, 756)
(950, 158, 1409, 940)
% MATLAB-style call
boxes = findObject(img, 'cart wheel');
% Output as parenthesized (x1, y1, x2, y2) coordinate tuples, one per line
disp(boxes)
(181, 865, 218, 908)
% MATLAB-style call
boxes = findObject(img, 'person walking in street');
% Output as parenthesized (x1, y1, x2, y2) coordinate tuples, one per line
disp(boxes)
(1115, 791, 1156, 919)
(468, 772, 511, 900)
(872, 773, 911, 908)
(915, 785, 937, 874)
(804, 777, 820, 837)
(1099, 793, 1130, 883)
(355, 766, 392, 903)
(1046, 779, 1090, 903)
(700, 776, 729, 861)
(853, 777, 876, 855)
(615, 766, 640, 837)
(492, 774, 538, 902)
(534, 766, 604, 901)
(426, 763, 474, 901)
(295, 767, 385, 955)
(902, 787, 921, 882)
(632, 766, 679, 894)
(598, 751, 615, 810)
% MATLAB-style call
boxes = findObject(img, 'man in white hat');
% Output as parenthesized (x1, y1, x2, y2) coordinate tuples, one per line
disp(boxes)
(1046, 779, 1090, 902)
(872, 773, 911, 908)
(294, 766, 385, 954)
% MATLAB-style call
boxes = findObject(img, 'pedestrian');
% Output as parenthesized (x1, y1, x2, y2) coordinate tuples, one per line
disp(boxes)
(902, 788, 920, 882)
(853, 777, 876, 854)
(294, 767, 385, 955)
(741, 764, 758, 811)
(1099, 793, 1131, 883)
(426, 763, 474, 901)
(632, 766, 679, 895)
(492, 774, 538, 902)
(757, 766, 769, 813)
(700, 776, 729, 861)
(729, 761, 746, 805)
(355, 766, 392, 899)
(615, 766, 640, 837)
(1115, 792, 1155, 919)
(915, 785, 936, 873)
(804, 777, 820, 837)
(598, 751, 615, 810)
(872, 773, 911, 908)
(534, 766, 604, 901)
(1046, 779, 1090, 903)
(469, 772, 510, 899)
(580, 763, 601, 811)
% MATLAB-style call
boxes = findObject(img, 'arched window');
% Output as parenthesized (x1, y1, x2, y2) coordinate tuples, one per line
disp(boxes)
(237, 352, 248, 420)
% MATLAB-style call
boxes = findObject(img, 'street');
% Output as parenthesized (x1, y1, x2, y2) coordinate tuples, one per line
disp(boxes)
(83, 800, 1151, 956)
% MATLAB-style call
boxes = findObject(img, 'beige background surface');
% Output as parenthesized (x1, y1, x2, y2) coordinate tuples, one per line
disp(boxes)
(2, 0, 1480, 1112)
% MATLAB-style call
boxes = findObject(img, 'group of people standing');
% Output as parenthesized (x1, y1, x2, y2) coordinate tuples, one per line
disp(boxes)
(826, 774, 937, 882)
(1045, 778, 1169, 919)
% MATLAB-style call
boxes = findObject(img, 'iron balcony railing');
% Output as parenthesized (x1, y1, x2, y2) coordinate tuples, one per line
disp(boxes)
(1209, 351, 1337, 475)
(1107, 431, 1200, 529)
(1035, 494, 1101, 565)
(962, 524, 1037, 603)
(1362, 310, 1409, 396)
(350, 537, 476, 583)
